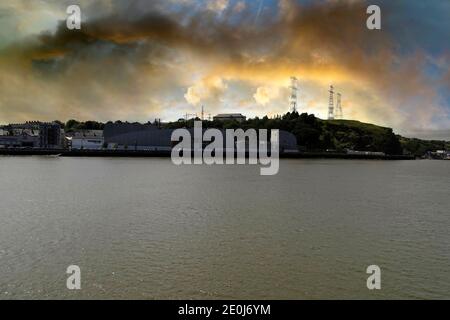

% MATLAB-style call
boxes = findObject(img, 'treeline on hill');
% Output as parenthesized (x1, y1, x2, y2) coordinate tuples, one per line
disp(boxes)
(54, 113, 448, 156)
(55, 120, 105, 132)
(57, 119, 154, 132)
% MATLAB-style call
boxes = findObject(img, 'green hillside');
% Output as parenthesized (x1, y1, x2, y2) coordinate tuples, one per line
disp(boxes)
(167, 112, 405, 155)
(319, 119, 403, 154)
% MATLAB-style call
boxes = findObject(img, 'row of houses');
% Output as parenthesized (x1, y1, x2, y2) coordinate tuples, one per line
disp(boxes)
(0, 122, 62, 149)
(0, 114, 299, 152)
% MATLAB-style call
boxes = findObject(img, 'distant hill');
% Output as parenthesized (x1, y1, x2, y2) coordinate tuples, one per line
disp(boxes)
(399, 137, 450, 157)
(322, 119, 449, 156)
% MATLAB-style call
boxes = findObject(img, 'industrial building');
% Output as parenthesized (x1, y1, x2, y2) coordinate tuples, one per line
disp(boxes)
(104, 123, 173, 151)
(104, 122, 298, 152)
(279, 131, 298, 152)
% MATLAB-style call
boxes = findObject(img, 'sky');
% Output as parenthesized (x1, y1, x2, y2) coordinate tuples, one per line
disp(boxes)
(0, 0, 449, 139)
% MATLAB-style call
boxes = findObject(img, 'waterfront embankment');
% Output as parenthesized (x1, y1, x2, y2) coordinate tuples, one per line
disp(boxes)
(0, 148, 415, 160)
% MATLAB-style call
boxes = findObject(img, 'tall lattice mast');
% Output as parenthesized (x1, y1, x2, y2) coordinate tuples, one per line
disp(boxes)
(289, 77, 299, 113)
(328, 85, 335, 120)
(335, 93, 343, 119)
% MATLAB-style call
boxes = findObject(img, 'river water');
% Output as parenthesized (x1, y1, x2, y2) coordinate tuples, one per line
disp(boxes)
(0, 157, 449, 299)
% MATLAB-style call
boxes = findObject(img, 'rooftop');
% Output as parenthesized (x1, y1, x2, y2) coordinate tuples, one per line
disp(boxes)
(214, 113, 246, 118)
(67, 130, 104, 138)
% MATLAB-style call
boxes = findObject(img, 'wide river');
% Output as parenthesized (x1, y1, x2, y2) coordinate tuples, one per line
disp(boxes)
(0, 157, 448, 299)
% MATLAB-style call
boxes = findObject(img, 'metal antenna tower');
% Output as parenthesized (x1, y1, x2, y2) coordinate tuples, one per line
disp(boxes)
(289, 76, 299, 113)
(335, 93, 343, 119)
(328, 85, 335, 120)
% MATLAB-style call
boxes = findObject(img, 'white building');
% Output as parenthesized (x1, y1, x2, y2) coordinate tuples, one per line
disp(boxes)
(67, 130, 104, 150)
(436, 150, 450, 160)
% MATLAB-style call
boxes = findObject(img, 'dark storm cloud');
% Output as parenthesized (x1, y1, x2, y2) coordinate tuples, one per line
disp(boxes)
(0, 0, 448, 135)
(22, 0, 386, 76)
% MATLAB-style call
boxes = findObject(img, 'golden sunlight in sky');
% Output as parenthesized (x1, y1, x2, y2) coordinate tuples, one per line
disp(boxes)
(0, 0, 449, 138)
